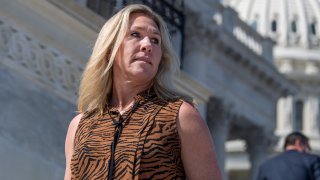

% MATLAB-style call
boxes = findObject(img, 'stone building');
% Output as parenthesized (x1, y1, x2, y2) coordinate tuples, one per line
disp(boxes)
(0, 0, 298, 180)
(224, 0, 320, 178)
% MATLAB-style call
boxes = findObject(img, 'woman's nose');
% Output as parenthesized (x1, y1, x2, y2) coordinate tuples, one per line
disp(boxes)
(140, 37, 152, 53)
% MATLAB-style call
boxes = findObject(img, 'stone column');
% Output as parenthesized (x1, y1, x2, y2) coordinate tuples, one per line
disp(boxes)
(276, 96, 294, 135)
(304, 96, 320, 138)
(245, 129, 274, 180)
(207, 97, 230, 180)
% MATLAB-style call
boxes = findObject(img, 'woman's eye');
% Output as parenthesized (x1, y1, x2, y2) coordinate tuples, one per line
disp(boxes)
(131, 32, 140, 37)
(151, 38, 159, 45)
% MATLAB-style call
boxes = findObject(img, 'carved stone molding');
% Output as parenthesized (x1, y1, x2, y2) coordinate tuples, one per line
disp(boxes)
(0, 19, 83, 103)
(215, 38, 295, 98)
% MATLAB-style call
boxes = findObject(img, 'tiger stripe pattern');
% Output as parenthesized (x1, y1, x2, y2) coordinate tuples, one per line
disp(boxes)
(70, 92, 186, 179)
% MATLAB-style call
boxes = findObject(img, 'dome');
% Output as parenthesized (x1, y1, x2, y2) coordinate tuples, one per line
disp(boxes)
(224, 0, 320, 66)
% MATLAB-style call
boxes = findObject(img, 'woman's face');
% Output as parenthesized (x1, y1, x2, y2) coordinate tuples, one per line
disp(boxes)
(113, 13, 162, 85)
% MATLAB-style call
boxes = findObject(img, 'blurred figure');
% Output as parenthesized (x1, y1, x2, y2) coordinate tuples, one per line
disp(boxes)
(257, 132, 320, 180)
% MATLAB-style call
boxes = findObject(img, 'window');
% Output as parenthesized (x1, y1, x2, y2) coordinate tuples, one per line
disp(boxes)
(271, 20, 277, 32)
(291, 20, 297, 33)
(310, 22, 317, 35)
(294, 100, 304, 131)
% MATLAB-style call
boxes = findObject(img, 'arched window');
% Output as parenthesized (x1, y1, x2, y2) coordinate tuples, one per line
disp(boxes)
(294, 100, 304, 131)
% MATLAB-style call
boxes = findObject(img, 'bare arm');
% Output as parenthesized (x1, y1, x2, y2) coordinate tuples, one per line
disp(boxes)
(64, 113, 82, 180)
(177, 102, 221, 180)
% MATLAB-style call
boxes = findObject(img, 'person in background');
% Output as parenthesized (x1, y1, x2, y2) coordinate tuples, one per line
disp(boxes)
(64, 4, 221, 180)
(257, 131, 320, 180)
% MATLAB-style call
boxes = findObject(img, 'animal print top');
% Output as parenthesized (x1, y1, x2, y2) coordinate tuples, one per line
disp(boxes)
(70, 91, 186, 179)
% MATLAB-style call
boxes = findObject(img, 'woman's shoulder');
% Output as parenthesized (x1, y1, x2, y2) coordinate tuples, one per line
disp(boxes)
(176, 101, 220, 179)
(68, 113, 83, 131)
(179, 101, 200, 117)
(178, 101, 206, 133)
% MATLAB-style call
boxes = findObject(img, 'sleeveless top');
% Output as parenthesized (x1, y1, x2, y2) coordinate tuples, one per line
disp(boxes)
(70, 91, 186, 179)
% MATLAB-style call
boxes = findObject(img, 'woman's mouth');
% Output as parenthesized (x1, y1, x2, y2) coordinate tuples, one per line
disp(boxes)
(133, 56, 152, 65)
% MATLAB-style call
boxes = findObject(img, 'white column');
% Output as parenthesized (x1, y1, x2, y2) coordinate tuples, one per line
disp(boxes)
(276, 96, 294, 135)
(259, 0, 269, 36)
(295, 0, 309, 47)
(279, 0, 289, 46)
(303, 96, 320, 138)
(309, 0, 320, 38)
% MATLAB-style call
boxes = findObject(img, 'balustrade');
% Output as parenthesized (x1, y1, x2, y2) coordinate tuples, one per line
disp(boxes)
(215, 5, 274, 62)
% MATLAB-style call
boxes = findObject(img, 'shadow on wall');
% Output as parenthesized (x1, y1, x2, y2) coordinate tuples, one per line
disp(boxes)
(0, 67, 76, 180)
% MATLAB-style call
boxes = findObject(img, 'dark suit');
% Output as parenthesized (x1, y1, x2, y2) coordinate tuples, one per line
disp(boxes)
(257, 150, 320, 180)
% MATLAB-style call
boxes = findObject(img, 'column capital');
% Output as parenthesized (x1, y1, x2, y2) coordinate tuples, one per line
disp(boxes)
(206, 96, 234, 123)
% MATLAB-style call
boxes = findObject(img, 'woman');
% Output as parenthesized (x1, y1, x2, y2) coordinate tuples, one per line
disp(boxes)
(65, 4, 221, 180)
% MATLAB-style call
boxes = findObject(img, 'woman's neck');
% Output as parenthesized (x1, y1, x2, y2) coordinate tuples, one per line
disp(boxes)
(110, 81, 149, 112)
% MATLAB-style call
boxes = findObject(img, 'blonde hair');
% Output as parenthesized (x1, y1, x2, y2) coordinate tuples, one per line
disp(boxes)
(78, 4, 189, 113)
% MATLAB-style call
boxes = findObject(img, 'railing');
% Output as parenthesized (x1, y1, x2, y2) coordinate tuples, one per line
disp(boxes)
(84, 0, 185, 66)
